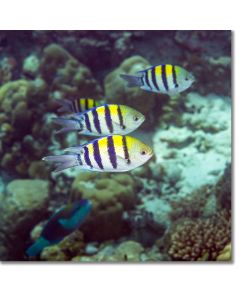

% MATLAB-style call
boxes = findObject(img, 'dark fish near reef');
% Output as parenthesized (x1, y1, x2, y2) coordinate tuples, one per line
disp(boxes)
(53, 104, 145, 135)
(120, 64, 195, 96)
(43, 135, 153, 173)
(26, 199, 92, 257)
(57, 98, 100, 114)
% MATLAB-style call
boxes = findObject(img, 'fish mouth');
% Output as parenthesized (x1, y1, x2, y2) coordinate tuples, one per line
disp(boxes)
(148, 149, 154, 159)
(191, 74, 196, 83)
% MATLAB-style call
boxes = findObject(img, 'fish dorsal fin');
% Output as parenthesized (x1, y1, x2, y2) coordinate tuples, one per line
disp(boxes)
(136, 66, 153, 73)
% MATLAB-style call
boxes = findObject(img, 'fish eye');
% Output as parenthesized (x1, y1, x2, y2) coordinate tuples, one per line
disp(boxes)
(185, 77, 189, 81)
(133, 116, 139, 122)
(141, 150, 147, 155)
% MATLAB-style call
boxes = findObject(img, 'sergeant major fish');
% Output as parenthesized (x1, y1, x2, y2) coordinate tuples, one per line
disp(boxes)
(120, 64, 195, 96)
(43, 135, 153, 173)
(57, 98, 100, 114)
(26, 199, 92, 257)
(53, 104, 145, 135)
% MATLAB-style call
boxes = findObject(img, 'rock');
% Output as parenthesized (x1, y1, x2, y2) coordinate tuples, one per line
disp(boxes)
(40, 231, 85, 261)
(153, 92, 231, 198)
(0, 179, 50, 260)
(40, 43, 102, 98)
(85, 243, 99, 255)
(28, 161, 49, 179)
(216, 243, 231, 261)
(215, 163, 231, 211)
(70, 172, 138, 241)
(41, 245, 68, 261)
(114, 241, 144, 261)
(73, 241, 144, 262)
(23, 54, 40, 76)
(0, 78, 51, 176)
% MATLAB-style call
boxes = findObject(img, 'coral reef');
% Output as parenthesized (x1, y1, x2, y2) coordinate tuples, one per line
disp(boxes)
(169, 185, 217, 222)
(73, 240, 163, 262)
(0, 78, 50, 176)
(0, 31, 232, 262)
(40, 231, 85, 261)
(40, 43, 103, 99)
(153, 93, 231, 198)
(167, 211, 231, 261)
(70, 172, 138, 241)
(0, 179, 49, 260)
(0, 43, 104, 178)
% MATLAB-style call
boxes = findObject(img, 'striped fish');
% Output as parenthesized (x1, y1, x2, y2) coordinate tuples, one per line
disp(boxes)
(53, 104, 145, 136)
(43, 135, 153, 173)
(57, 98, 100, 114)
(120, 64, 195, 96)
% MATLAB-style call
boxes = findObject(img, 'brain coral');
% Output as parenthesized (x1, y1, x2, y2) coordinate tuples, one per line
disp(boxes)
(40, 43, 102, 99)
(70, 172, 138, 241)
(167, 210, 231, 261)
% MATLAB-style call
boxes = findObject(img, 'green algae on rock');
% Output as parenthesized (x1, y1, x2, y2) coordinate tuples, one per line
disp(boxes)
(0, 179, 50, 260)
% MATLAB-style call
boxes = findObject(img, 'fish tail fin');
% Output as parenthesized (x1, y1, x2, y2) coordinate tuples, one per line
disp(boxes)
(57, 99, 74, 114)
(120, 74, 143, 87)
(26, 237, 50, 257)
(52, 117, 81, 134)
(42, 154, 79, 172)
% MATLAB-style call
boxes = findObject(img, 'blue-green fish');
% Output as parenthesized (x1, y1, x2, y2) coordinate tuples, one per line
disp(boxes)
(26, 199, 92, 257)
(120, 64, 195, 96)
(53, 104, 145, 135)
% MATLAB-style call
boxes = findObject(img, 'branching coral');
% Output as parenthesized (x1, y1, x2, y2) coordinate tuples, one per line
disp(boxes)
(167, 210, 231, 261)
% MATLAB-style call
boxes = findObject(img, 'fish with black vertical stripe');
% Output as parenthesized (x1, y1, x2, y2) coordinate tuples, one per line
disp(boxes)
(52, 104, 145, 135)
(120, 64, 195, 96)
(42, 135, 153, 173)
(57, 98, 100, 114)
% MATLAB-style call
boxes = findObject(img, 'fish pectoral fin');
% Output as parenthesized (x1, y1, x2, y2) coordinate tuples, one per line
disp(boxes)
(59, 218, 76, 230)
(111, 120, 126, 130)
(63, 146, 83, 154)
(116, 154, 131, 166)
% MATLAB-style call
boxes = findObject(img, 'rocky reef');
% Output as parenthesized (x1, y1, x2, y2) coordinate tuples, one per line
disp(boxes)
(0, 30, 231, 261)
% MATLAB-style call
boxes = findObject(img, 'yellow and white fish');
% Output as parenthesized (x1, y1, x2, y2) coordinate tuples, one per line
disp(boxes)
(120, 64, 195, 96)
(53, 104, 145, 136)
(57, 98, 100, 114)
(43, 135, 153, 173)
